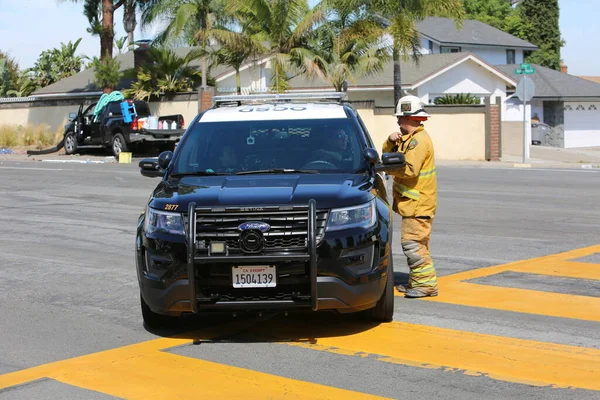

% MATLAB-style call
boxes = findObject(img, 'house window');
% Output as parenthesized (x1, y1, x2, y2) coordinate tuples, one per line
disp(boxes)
(429, 40, 434, 53)
(441, 46, 461, 53)
(506, 49, 516, 64)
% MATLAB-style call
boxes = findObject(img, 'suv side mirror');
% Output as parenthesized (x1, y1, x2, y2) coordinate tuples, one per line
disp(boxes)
(363, 148, 406, 173)
(158, 151, 173, 169)
(139, 158, 164, 178)
(363, 148, 381, 166)
(68, 112, 77, 120)
(375, 152, 406, 173)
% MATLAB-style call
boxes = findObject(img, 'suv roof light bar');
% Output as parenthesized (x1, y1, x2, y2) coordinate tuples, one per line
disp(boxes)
(212, 92, 347, 107)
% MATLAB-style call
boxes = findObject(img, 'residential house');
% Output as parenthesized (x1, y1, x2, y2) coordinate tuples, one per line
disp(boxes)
(415, 17, 537, 66)
(497, 64, 600, 149)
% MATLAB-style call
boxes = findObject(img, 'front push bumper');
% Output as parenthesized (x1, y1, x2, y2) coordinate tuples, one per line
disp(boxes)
(139, 198, 389, 316)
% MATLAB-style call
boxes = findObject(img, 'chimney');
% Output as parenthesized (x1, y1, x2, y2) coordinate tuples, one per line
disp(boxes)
(133, 40, 152, 69)
(560, 62, 568, 74)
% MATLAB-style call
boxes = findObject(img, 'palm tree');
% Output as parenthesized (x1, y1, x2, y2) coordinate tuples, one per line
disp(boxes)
(123, 47, 207, 101)
(347, 0, 465, 106)
(226, 0, 327, 93)
(302, 2, 391, 92)
(141, 0, 230, 90)
(60, 0, 131, 60)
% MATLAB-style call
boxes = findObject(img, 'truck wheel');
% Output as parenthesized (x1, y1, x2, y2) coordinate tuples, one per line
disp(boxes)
(111, 132, 129, 158)
(140, 293, 178, 329)
(64, 132, 78, 155)
(366, 257, 395, 323)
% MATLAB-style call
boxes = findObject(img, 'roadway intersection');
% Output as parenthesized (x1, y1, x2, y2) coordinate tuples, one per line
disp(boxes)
(0, 159, 598, 399)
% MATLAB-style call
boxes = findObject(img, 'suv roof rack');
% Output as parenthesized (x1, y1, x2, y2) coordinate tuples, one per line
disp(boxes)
(212, 92, 348, 107)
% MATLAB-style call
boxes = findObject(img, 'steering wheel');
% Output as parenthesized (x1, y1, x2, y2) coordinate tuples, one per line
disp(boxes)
(302, 160, 337, 169)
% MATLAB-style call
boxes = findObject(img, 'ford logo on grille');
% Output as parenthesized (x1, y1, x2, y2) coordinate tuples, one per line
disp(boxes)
(238, 221, 271, 232)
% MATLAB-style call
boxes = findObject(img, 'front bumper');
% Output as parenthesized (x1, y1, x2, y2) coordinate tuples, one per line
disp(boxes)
(137, 199, 392, 316)
(139, 275, 386, 316)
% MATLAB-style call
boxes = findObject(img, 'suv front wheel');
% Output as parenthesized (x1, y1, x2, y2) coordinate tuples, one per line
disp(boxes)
(366, 257, 395, 322)
(140, 293, 179, 329)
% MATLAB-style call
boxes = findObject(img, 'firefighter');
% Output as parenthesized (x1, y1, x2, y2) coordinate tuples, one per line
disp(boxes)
(382, 95, 438, 298)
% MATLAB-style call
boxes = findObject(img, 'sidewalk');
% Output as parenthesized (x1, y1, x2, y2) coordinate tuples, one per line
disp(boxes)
(437, 145, 600, 169)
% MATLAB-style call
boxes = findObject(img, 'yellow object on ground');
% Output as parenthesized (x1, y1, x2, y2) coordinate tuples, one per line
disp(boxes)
(118, 152, 132, 164)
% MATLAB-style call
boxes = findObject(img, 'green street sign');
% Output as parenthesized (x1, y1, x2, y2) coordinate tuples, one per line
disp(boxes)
(520, 63, 530, 69)
(516, 67, 535, 75)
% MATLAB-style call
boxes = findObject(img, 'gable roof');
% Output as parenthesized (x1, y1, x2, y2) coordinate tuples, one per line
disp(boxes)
(32, 46, 229, 96)
(495, 64, 600, 100)
(416, 17, 538, 50)
(285, 52, 516, 90)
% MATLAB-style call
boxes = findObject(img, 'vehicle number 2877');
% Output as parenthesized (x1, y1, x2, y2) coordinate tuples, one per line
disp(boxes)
(232, 266, 276, 288)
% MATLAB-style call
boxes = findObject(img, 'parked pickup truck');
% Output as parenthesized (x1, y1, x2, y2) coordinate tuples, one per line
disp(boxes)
(64, 99, 186, 158)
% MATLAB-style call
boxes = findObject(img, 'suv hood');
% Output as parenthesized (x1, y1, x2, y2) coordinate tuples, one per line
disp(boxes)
(149, 174, 375, 211)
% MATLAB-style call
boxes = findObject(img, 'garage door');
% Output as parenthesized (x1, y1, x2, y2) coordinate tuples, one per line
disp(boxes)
(564, 102, 600, 148)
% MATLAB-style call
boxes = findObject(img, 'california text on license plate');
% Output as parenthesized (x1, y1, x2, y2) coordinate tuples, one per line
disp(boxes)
(232, 266, 276, 288)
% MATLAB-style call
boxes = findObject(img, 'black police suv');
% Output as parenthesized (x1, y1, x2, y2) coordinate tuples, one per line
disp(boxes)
(135, 93, 405, 328)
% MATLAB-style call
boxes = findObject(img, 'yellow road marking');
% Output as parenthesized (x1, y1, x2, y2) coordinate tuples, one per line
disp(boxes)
(395, 245, 600, 322)
(0, 337, 387, 399)
(250, 320, 600, 391)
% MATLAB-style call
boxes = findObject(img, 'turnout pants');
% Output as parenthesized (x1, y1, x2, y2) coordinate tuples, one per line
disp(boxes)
(401, 217, 438, 291)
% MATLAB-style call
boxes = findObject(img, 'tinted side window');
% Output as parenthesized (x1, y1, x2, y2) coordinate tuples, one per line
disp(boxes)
(108, 102, 122, 115)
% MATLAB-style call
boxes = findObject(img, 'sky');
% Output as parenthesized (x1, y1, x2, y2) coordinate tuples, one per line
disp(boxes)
(0, 0, 597, 76)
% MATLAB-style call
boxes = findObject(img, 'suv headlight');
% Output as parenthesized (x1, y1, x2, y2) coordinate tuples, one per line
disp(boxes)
(144, 207, 185, 235)
(326, 200, 376, 231)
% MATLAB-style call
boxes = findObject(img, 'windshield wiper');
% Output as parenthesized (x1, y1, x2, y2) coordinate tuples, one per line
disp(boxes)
(170, 170, 230, 177)
(236, 168, 319, 175)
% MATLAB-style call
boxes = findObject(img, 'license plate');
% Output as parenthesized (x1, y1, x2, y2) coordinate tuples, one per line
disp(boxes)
(232, 266, 276, 288)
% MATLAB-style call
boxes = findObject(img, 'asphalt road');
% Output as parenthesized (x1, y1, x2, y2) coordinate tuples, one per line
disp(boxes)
(0, 159, 599, 399)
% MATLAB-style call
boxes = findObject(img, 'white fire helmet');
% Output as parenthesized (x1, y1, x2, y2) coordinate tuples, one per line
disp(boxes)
(394, 95, 431, 119)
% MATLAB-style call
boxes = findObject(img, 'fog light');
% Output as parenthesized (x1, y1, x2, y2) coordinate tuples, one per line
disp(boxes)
(210, 241, 226, 254)
(340, 245, 375, 275)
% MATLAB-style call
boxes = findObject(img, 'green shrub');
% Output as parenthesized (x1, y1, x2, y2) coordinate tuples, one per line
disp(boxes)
(434, 93, 482, 105)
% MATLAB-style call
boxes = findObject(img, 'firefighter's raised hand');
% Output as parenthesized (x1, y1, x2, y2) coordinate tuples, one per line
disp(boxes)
(388, 132, 402, 142)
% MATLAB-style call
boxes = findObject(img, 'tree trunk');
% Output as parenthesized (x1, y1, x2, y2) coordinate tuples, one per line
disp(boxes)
(101, 0, 114, 61)
(393, 43, 402, 107)
(236, 69, 241, 95)
(124, 0, 137, 52)
(201, 16, 208, 89)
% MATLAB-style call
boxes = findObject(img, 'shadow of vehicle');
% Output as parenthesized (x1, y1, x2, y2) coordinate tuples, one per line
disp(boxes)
(143, 308, 388, 345)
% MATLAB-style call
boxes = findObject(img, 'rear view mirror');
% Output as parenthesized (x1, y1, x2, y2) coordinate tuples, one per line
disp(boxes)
(139, 158, 164, 178)
(68, 112, 77, 120)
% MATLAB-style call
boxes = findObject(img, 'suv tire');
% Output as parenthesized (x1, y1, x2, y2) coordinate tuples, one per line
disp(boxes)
(140, 293, 178, 329)
(366, 257, 394, 322)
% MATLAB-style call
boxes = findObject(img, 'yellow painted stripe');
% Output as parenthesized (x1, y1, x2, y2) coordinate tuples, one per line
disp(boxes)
(422, 281, 600, 322)
(254, 321, 600, 391)
(398, 245, 600, 322)
(0, 337, 387, 399)
(510, 260, 600, 280)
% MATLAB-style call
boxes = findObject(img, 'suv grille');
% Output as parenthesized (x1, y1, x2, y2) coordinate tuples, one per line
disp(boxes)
(193, 207, 328, 255)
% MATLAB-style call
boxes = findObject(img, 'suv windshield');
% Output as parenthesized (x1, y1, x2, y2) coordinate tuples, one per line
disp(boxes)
(171, 118, 367, 175)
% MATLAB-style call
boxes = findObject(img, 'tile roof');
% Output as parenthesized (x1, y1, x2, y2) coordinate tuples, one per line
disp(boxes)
(416, 17, 538, 50)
